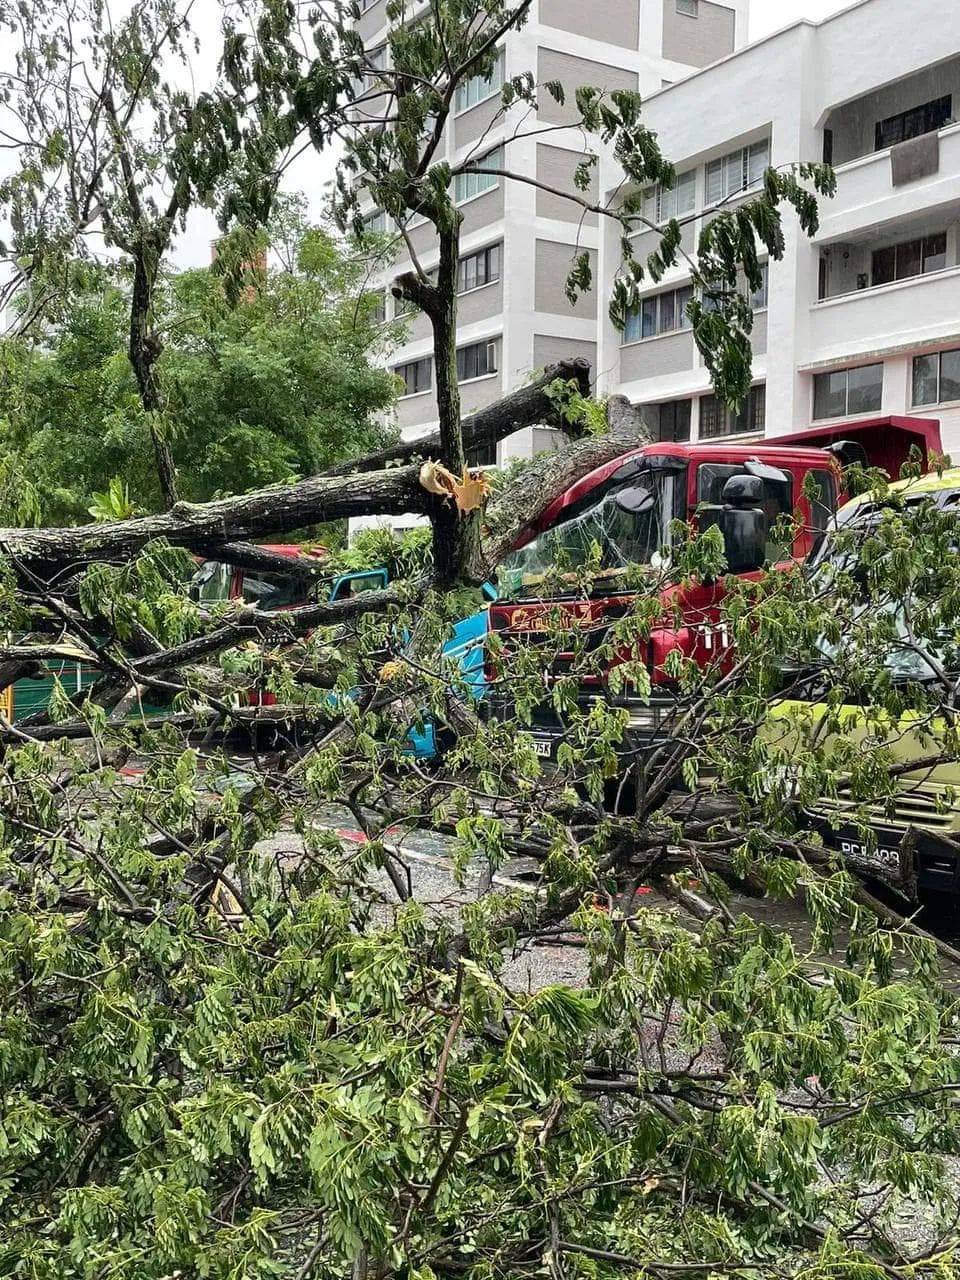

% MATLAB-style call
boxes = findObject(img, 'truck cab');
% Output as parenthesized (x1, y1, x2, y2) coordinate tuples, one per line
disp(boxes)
(489, 419, 942, 764)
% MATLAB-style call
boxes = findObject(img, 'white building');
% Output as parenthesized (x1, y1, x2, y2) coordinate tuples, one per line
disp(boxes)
(353, 0, 749, 471)
(597, 0, 960, 455)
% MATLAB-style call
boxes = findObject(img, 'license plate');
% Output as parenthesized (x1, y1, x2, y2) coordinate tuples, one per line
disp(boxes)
(532, 738, 554, 759)
(831, 832, 904, 876)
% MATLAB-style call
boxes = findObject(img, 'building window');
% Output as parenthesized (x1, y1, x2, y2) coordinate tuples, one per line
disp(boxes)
(813, 363, 883, 420)
(455, 54, 503, 113)
(623, 283, 694, 342)
(705, 140, 769, 205)
(643, 400, 692, 442)
(875, 95, 952, 151)
(369, 291, 387, 325)
(699, 385, 766, 439)
(362, 209, 388, 234)
(872, 232, 947, 286)
(357, 0, 379, 10)
(746, 261, 769, 310)
(395, 357, 432, 397)
(364, 45, 388, 80)
(466, 439, 497, 467)
(704, 262, 768, 313)
(641, 170, 696, 224)
(913, 348, 960, 406)
(458, 243, 501, 293)
(676, 0, 698, 13)
(454, 146, 503, 203)
(457, 340, 498, 382)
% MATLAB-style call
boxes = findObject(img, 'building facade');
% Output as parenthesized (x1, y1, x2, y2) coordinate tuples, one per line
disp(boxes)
(596, 0, 960, 455)
(354, 0, 749, 481)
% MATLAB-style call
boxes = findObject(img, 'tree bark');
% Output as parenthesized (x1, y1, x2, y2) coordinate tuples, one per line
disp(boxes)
(0, 466, 425, 579)
(0, 389, 643, 588)
(323, 360, 593, 477)
(129, 241, 179, 510)
(429, 219, 474, 586)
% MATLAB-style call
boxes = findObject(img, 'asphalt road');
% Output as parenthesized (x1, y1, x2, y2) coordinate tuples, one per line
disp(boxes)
(255, 803, 960, 991)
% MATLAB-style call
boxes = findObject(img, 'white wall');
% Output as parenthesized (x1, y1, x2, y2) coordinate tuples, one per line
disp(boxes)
(598, 0, 960, 456)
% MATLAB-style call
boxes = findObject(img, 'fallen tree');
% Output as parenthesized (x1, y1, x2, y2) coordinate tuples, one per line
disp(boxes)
(7, 5, 956, 1280)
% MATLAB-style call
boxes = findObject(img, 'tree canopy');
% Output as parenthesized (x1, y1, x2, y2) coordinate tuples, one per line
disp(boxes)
(0, 218, 398, 523)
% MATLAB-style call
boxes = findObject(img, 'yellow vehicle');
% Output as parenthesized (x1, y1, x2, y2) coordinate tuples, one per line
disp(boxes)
(767, 467, 960, 901)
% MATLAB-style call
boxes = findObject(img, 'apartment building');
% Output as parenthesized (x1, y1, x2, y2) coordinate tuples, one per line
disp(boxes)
(596, 0, 960, 455)
(354, 0, 749, 475)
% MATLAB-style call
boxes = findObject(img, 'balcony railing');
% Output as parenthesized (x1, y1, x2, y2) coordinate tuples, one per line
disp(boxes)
(808, 264, 960, 363)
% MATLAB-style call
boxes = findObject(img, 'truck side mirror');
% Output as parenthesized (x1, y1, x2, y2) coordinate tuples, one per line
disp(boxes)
(721, 474, 764, 505)
(744, 460, 789, 485)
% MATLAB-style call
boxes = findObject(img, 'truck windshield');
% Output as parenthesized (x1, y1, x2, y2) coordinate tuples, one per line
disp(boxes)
(190, 560, 233, 603)
(499, 469, 681, 594)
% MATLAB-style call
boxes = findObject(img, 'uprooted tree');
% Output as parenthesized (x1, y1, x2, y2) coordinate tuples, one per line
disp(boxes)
(5, 1, 960, 1278)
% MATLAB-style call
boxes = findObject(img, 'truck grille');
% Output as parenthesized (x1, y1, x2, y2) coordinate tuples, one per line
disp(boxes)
(813, 784, 957, 833)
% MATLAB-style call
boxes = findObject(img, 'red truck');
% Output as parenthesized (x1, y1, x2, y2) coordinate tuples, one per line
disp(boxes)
(489, 417, 943, 771)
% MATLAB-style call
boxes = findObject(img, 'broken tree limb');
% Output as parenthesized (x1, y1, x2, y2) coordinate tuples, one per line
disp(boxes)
(0, 380, 639, 590)
(477, 395, 651, 575)
(324, 359, 593, 477)
(0, 466, 425, 580)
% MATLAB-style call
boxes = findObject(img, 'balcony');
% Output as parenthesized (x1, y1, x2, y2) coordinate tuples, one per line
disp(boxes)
(817, 216, 956, 302)
(807, 264, 960, 368)
(818, 121, 960, 241)
(824, 58, 960, 166)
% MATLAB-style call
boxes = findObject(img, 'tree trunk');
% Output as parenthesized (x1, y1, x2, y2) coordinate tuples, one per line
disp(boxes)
(129, 240, 179, 509)
(430, 220, 481, 586)
(0, 389, 645, 586)
(0, 465, 425, 579)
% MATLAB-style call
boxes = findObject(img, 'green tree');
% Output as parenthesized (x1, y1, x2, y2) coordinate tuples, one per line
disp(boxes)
(0, 0, 300, 507)
(1, 466, 960, 1277)
(0, 220, 398, 523)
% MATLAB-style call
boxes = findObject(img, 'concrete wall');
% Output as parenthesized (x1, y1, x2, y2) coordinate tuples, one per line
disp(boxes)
(631, 221, 697, 266)
(536, 145, 599, 224)
(661, 0, 736, 69)
(398, 310, 432, 346)
(532, 334, 598, 374)
(395, 388, 436, 434)
(455, 93, 504, 148)
(459, 277, 504, 325)
(620, 330, 696, 381)
(459, 372, 503, 416)
(536, 48, 639, 125)
(406, 218, 438, 262)
(356, 0, 387, 44)
(539, 0, 640, 49)
(461, 184, 505, 236)
(534, 241, 598, 317)
(751, 311, 768, 356)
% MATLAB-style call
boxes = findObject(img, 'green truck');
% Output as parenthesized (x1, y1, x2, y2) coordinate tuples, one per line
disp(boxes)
(766, 467, 960, 901)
